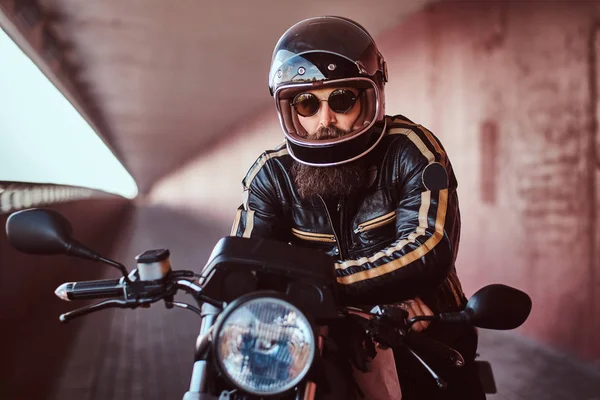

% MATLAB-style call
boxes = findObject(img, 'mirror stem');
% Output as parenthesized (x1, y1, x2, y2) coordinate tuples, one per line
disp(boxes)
(98, 257, 132, 284)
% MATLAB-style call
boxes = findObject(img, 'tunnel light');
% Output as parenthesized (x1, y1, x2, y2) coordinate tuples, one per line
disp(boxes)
(0, 27, 138, 199)
(0, 183, 95, 214)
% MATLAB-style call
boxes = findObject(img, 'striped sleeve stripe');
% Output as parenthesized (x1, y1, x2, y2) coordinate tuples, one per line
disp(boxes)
(336, 189, 448, 285)
(274, 141, 287, 151)
(388, 119, 447, 167)
(242, 209, 255, 238)
(336, 191, 431, 270)
(234, 142, 287, 238)
(243, 147, 288, 190)
(230, 208, 243, 235)
(335, 123, 450, 277)
(419, 125, 447, 167)
(389, 128, 436, 163)
(388, 127, 442, 165)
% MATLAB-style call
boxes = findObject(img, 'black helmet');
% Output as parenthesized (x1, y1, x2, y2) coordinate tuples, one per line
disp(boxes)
(268, 16, 388, 166)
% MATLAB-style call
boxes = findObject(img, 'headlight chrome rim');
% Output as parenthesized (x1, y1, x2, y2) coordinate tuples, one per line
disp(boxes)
(212, 292, 316, 396)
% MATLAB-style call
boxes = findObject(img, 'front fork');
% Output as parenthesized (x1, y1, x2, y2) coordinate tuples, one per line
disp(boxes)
(296, 327, 326, 400)
(183, 303, 221, 399)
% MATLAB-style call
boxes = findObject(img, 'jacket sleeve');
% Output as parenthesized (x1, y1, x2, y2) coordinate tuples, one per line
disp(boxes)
(230, 149, 291, 241)
(335, 126, 457, 305)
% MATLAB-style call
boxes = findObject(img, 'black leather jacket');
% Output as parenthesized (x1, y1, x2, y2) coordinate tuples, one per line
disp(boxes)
(231, 115, 466, 314)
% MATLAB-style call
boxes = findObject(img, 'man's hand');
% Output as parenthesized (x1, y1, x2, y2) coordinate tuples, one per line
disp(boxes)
(400, 297, 434, 332)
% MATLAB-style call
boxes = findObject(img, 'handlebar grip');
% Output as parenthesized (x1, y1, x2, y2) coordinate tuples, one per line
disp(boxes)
(55, 278, 125, 301)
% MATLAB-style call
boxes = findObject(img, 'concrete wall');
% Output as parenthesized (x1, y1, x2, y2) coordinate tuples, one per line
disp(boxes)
(378, 0, 600, 362)
(150, 1, 600, 363)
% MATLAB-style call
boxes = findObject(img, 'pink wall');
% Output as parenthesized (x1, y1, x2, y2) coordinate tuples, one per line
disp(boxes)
(387, 0, 599, 363)
(151, 1, 600, 362)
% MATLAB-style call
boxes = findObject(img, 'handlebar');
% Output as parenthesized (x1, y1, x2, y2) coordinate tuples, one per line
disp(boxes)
(54, 271, 463, 390)
(53, 270, 219, 323)
(55, 278, 124, 301)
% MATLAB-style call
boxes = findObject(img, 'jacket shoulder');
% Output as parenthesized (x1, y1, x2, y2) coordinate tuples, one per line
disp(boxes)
(242, 142, 289, 189)
(383, 115, 449, 167)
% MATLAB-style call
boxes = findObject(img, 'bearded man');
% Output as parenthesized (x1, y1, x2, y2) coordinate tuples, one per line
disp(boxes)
(231, 15, 485, 400)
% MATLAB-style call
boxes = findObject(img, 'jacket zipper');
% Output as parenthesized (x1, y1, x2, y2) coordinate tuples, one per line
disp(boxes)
(318, 195, 345, 258)
(337, 197, 349, 259)
(291, 228, 336, 243)
(353, 211, 396, 234)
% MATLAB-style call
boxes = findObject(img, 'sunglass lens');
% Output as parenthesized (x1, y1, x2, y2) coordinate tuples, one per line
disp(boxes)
(293, 93, 320, 117)
(328, 90, 358, 113)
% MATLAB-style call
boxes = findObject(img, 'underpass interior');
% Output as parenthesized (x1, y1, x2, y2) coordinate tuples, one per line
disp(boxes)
(1, 1, 600, 399)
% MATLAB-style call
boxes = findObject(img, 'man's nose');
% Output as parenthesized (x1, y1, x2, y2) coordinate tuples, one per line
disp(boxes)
(318, 102, 337, 128)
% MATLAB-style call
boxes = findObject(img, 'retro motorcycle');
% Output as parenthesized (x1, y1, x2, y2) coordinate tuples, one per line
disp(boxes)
(6, 208, 532, 399)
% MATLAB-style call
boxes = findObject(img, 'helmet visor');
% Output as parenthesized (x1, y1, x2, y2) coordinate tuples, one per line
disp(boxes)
(274, 77, 385, 166)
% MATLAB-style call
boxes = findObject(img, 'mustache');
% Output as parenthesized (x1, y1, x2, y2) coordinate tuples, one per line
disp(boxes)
(307, 126, 349, 140)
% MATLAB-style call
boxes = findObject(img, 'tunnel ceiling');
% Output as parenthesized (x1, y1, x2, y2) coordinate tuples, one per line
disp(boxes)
(1, 0, 433, 193)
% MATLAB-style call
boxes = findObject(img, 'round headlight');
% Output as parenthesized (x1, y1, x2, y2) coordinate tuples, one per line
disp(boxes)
(214, 296, 315, 395)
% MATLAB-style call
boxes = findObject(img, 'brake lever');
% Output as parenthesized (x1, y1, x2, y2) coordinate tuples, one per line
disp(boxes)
(345, 306, 451, 389)
(403, 332, 465, 368)
(405, 346, 448, 389)
(59, 299, 137, 323)
(164, 300, 202, 316)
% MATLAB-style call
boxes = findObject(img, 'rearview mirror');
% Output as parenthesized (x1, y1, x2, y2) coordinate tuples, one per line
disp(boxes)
(464, 284, 532, 330)
(6, 208, 130, 279)
(6, 208, 104, 262)
(6, 208, 75, 255)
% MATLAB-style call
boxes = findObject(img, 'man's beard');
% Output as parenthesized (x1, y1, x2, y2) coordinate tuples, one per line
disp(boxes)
(291, 126, 366, 201)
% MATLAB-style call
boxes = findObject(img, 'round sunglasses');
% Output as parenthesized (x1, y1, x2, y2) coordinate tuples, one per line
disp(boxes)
(291, 89, 360, 117)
